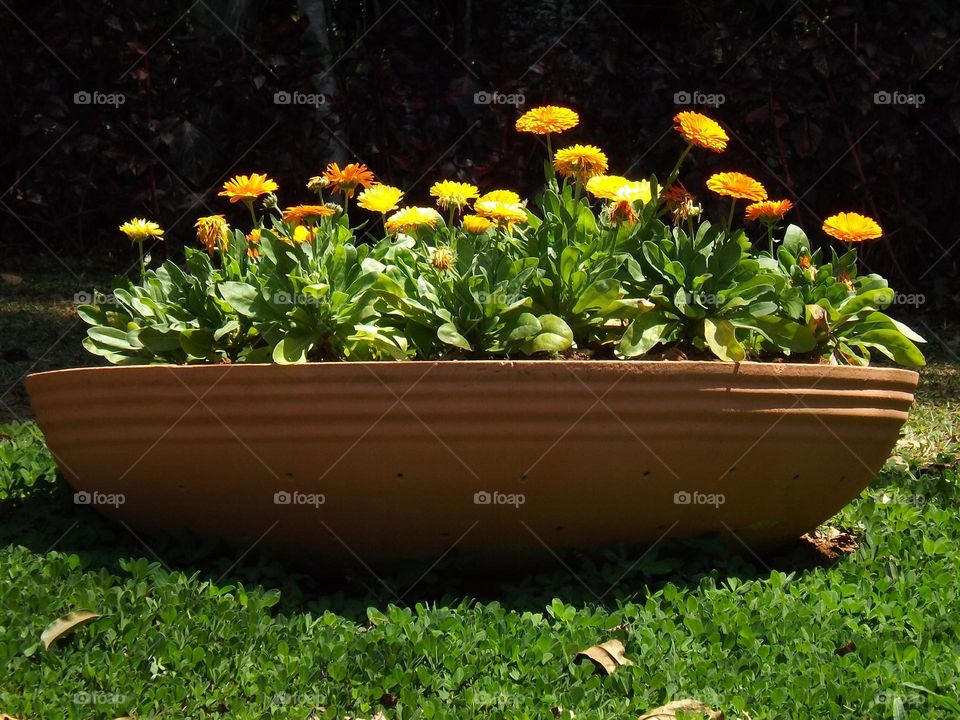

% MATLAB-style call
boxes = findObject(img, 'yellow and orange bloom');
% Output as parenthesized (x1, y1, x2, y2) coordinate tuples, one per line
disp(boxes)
(293, 225, 316, 244)
(282, 205, 336, 225)
(195, 215, 229, 254)
(585, 175, 651, 204)
(430, 180, 479, 211)
(357, 184, 404, 214)
(218, 174, 278, 203)
(246, 228, 261, 259)
(822, 212, 883, 243)
(476, 189, 522, 206)
(553, 144, 608, 182)
(322, 162, 376, 198)
(384, 206, 442, 235)
(515, 105, 579, 135)
(430, 246, 455, 271)
(673, 111, 729, 153)
(706, 172, 768, 202)
(462, 215, 494, 234)
(745, 199, 794, 223)
(610, 200, 638, 225)
(661, 183, 702, 224)
(837, 271, 856, 291)
(475, 200, 528, 228)
(119, 217, 164, 241)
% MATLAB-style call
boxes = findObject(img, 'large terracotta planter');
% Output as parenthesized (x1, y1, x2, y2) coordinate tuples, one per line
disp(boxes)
(26, 361, 917, 561)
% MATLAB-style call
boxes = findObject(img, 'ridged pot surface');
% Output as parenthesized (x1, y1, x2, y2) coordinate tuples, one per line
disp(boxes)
(27, 361, 918, 561)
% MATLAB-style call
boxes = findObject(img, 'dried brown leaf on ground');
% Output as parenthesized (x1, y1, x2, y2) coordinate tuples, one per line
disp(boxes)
(638, 698, 724, 719)
(575, 639, 633, 675)
(800, 526, 860, 560)
(40, 609, 102, 650)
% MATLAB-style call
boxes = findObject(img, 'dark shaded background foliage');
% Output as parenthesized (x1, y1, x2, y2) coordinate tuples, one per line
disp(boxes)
(1, 0, 958, 304)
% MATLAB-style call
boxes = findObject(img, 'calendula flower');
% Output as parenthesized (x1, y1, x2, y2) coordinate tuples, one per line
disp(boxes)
(610, 200, 638, 225)
(322, 162, 375, 198)
(822, 212, 883, 242)
(612, 180, 651, 204)
(585, 175, 630, 200)
(745, 199, 793, 222)
(661, 183, 702, 224)
(837, 270, 855, 291)
(798, 254, 812, 269)
(357, 184, 404, 214)
(282, 205, 336, 225)
(673, 111, 729, 153)
(462, 215, 494, 234)
(384, 206, 442, 235)
(477, 189, 522, 205)
(430, 246, 455, 271)
(218, 174, 279, 203)
(475, 200, 528, 227)
(293, 225, 316, 244)
(706, 172, 768, 202)
(430, 180, 479, 211)
(247, 228, 261, 259)
(515, 105, 579, 134)
(119, 218, 164, 241)
(194, 215, 229, 255)
(553, 144, 609, 182)
(306, 175, 330, 194)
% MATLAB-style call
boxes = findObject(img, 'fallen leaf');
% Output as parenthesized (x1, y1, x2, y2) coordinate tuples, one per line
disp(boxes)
(41, 609, 102, 650)
(0, 273, 22, 285)
(639, 698, 724, 719)
(800, 526, 860, 560)
(576, 639, 633, 675)
(2, 713, 24, 720)
(834, 639, 857, 656)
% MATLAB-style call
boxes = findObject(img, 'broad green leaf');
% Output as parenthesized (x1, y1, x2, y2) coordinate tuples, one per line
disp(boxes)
(703, 317, 745, 362)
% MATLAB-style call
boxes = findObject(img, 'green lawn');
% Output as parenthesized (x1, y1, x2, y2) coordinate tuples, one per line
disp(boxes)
(1, 273, 959, 718)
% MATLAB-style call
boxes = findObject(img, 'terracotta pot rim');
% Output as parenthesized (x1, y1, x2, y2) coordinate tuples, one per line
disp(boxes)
(27, 360, 920, 383)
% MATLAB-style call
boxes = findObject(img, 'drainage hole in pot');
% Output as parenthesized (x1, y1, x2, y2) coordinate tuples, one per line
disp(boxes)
(520, 474, 528, 482)
(396, 472, 404, 479)
(286, 472, 294, 479)
(555, 526, 564, 532)
(792, 473, 801, 480)
(642, 471, 651, 480)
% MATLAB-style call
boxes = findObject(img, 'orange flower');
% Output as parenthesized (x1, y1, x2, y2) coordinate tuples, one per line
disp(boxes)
(462, 215, 494, 234)
(609, 200, 638, 225)
(218, 174, 278, 203)
(475, 200, 528, 228)
(247, 228, 261, 259)
(822, 212, 883, 243)
(798, 254, 812, 270)
(322, 162, 375, 198)
(282, 205, 336, 224)
(195, 215, 229, 255)
(673, 111, 729, 153)
(515, 105, 579, 134)
(837, 271, 855, 291)
(706, 172, 768, 202)
(745, 199, 793, 222)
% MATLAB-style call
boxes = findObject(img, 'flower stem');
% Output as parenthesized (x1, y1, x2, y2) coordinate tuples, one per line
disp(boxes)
(726, 199, 736, 233)
(245, 199, 257, 229)
(137, 238, 145, 279)
(667, 144, 692, 186)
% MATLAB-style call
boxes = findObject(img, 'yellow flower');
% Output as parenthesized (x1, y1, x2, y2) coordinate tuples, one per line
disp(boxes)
(673, 111, 729, 153)
(322, 162, 375, 198)
(706, 172, 768, 202)
(218, 174, 278, 203)
(194, 215, 229, 254)
(745, 199, 793, 222)
(430, 246, 455, 271)
(516, 105, 579, 134)
(612, 180, 651, 204)
(429, 180, 479, 211)
(357, 184, 404, 214)
(119, 218, 164, 241)
(293, 225, 316, 244)
(384, 206, 442, 235)
(475, 200, 528, 227)
(282, 205, 336, 224)
(553, 144, 608, 182)
(822, 212, 883, 243)
(462, 215, 494, 234)
(585, 175, 650, 203)
(477, 189, 521, 205)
